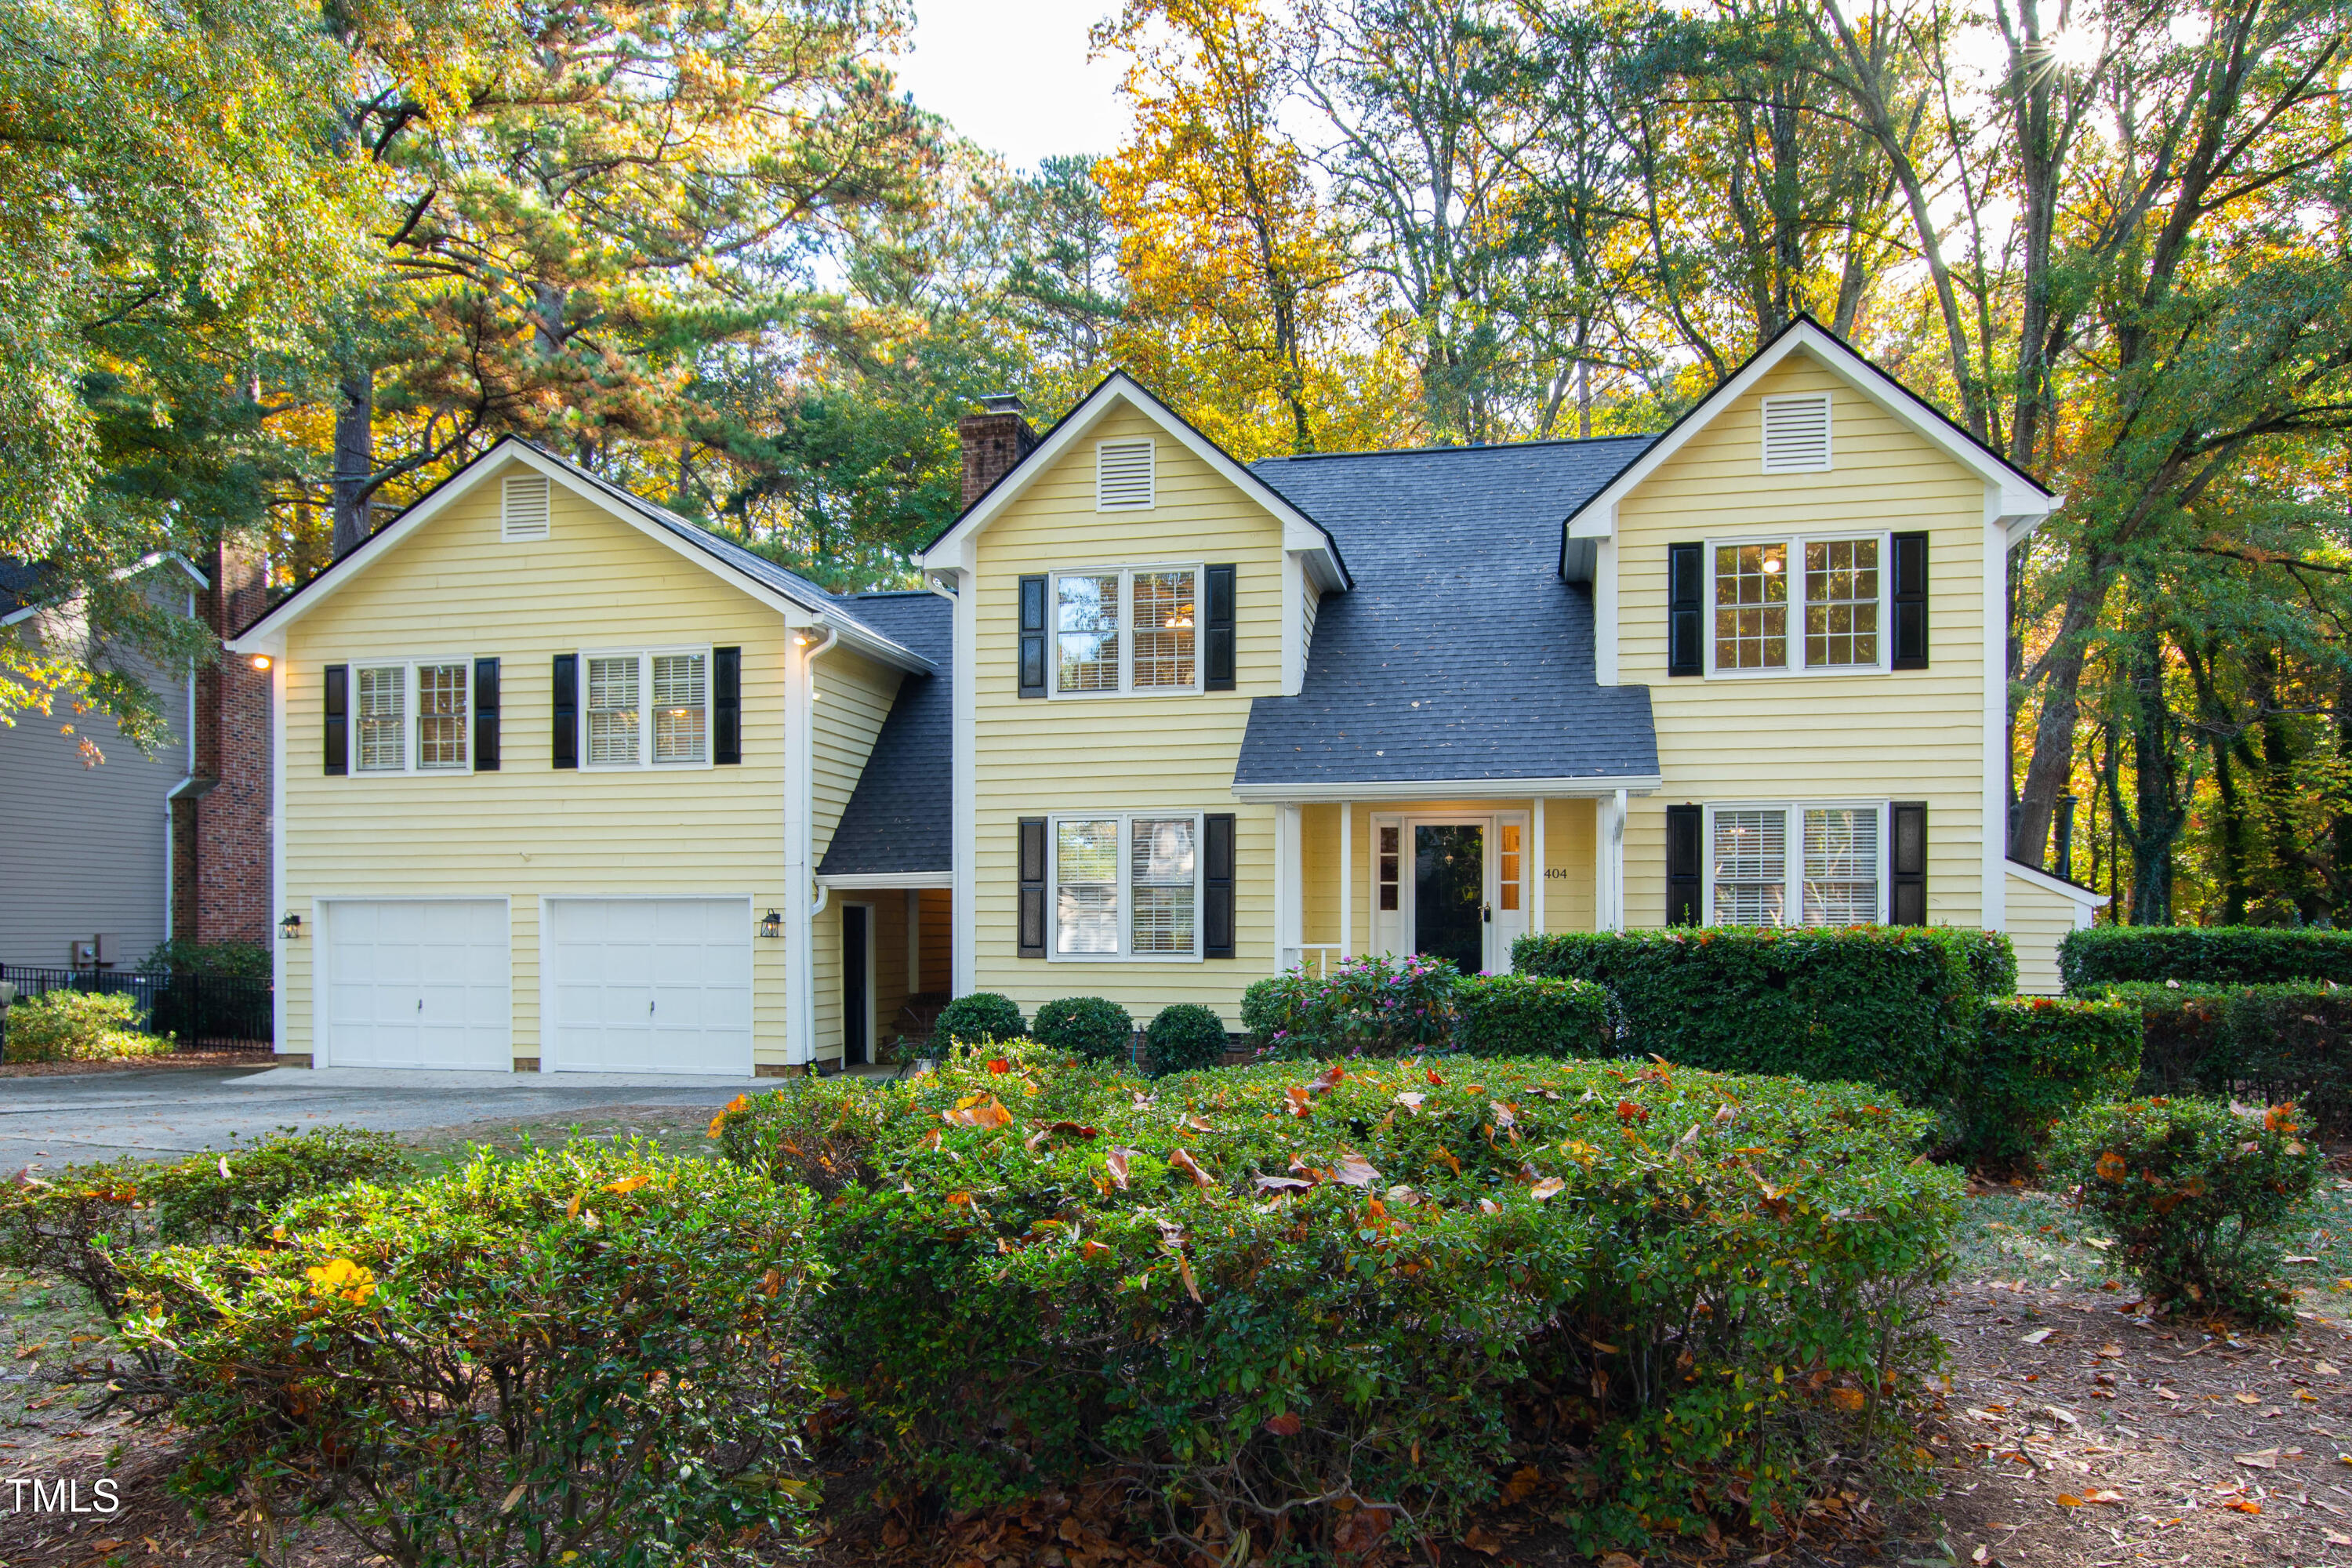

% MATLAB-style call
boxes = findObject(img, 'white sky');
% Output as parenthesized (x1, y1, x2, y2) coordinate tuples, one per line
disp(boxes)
(895, 1, 1134, 172)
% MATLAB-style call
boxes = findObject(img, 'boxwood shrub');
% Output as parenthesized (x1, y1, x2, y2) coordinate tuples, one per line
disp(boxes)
(2102, 981, 2352, 1134)
(129, 1145, 826, 1566)
(1144, 1003, 1229, 1074)
(4, 990, 171, 1062)
(2050, 1096, 2323, 1323)
(935, 991, 1026, 1047)
(1512, 926, 2013, 1106)
(1033, 996, 1134, 1063)
(717, 1044, 1957, 1559)
(2060, 924, 2352, 989)
(1452, 973, 1609, 1058)
(1954, 997, 2140, 1173)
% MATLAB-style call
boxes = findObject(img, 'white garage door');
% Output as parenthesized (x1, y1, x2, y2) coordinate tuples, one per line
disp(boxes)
(545, 898, 753, 1075)
(324, 899, 511, 1070)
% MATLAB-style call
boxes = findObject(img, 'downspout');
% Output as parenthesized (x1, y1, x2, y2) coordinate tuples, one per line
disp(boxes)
(784, 623, 838, 1065)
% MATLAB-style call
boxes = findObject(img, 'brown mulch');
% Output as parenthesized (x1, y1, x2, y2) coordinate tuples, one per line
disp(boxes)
(0, 1052, 274, 1080)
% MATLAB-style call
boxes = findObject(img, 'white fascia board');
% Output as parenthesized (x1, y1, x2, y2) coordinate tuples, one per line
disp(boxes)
(2006, 493, 2065, 548)
(918, 374, 1351, 590)
(1561, 324, 2055, 542)
(815, 870, 952, 890)
(228, 440, 848, 656)
(2006, 858, 2111, 908)
(1231, 774, 1663, 804)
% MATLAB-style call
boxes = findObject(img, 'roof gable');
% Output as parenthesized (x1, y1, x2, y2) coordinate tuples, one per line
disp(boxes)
(917, 372, 1351, 590)
(1562, 316, 2056, 558)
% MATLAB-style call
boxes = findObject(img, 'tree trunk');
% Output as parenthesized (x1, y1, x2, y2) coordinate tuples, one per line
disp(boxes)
(2009, 579, 2104, 863)
(331, 365, 373, 558)
(2334, 672, 2352, 920)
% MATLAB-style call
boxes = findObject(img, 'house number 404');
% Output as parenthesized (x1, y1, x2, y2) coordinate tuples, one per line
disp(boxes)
(1544, 869, 1574, 879)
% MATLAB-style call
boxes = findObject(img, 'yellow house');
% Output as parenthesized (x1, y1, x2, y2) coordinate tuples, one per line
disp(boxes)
(228, 315, 2104, 1080)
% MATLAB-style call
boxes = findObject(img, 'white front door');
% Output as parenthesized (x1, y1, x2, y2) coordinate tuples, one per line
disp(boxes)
(322, 898, 512, 1069)
(543, 897, 753, 1075)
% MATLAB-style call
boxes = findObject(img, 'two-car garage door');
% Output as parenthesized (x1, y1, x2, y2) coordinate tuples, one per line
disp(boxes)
(321, 897, 752, 1074)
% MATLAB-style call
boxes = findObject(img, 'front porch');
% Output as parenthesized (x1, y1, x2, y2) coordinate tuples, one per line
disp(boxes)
(1270, 793, 1634, 978)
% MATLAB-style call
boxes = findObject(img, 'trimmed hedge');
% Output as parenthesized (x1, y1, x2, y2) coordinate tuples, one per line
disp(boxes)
(1144, 1003, 1229, 1075)
(1032, 996, 1134, 1064)
(717, 1041, 1957, 1559)
(4, 990, 172, 1062)
(2050, 1096, 2322, 1323)
(2102, 981, 2352, 1134)
(2060, 924, 2352, 989)
(1512, 926, 2014, 1106)
(1956, 997, 2140, 1172)
(934, 991, 1025, 1047)
(1452, 974, 1610, 1058)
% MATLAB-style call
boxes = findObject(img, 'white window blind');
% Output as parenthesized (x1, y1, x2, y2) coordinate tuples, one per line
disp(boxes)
(1711, 809, 1785, 925)
(1096, 440, 1156, 510)
(416, 663, 468, 769)
(1130, 569, 1196, 688)
(1802, 807, 1881, 925)
(355, 666, 405, 772)
(652, 653, 706, 763)
(1056, 819, 1120, 953)
(1760, 394, 1832, 472)
(1130, 818, 1197, 953)
(586, 656, 641, 765)
(501, 475, 551, 541)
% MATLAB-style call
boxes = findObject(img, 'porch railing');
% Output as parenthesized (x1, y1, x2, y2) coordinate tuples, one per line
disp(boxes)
(1278, 944, 1345, 979)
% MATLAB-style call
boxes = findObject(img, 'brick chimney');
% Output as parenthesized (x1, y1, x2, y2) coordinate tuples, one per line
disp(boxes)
(172, 539, 273, 948)
(958, 394, 1037, 510)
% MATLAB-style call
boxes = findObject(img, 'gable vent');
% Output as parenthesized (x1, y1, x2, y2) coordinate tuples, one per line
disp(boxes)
(501, 475, 551, 541)
(1760, 394, 1832, 473)
(1096, 440, 1156, 511)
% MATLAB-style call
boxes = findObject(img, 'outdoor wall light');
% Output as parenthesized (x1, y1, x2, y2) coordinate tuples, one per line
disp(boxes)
(758, 909, 782, 938)
(250, 654, 272, 670)
(279, 913, 304, 939)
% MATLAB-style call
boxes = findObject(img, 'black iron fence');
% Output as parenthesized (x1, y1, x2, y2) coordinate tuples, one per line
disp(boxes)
(0, 964, 273, 1051)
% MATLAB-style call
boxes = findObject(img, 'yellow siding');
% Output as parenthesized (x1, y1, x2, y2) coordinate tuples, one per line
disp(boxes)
(973, 405, 1285, 1025)
(1294, 797, 1599, 961)
(1616, 353, 1990, 928)
(1541, 799, 1597, 935)
(808, 648, 902, 1058)
(279, 460, 793, 1065)
(2007, 872, 2084, 996)
(869, 891, 911, 1040)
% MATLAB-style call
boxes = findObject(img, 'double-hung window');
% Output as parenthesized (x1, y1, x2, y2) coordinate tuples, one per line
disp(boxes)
(1053, 567, 1199, 695)
(1706, 802, 1885, 927)
(1710, 533, 1886, 673)
(1051, 812, 1202, 958)
(581, 648, 709, 768)
(352, 659, 470, 774)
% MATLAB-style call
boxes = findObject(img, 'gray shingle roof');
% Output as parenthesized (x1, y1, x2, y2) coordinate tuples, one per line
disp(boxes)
(815, 591, 952, 877)
(1236, 438, 1661, 790)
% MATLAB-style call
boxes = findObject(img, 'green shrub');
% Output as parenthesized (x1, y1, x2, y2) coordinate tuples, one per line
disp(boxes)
(129, 1145, 826, 1567)
(138, 937, 270, 980)
(1452, 973, 1610, 1058)
(935, 991, 1025, 1047)
(2051, 1096, 2322, 1323)
(1240, 971, 1312, 1051)
(1032, 996, 1134, 1064)
(2101, 981, 2352, 1134)
(720, 1050, 1957, 1559)
(1951, 997, 2140, 1172)
(0, 1127, 408, 1347)
(1251, 953, 1459, 1058)
(4, 989, 172, 1062)
(2060, 925, 2352, 989)
(1144, 1003, 1229, 1074)
(1513, 926, 2013, 1107)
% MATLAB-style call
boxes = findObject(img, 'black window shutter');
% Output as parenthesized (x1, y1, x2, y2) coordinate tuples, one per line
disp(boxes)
(472, 658, 500, 771)
(1668, 542, 1703, 677)
(1204, 564, 1236, 691)
(1018, 575, 1047, 699)
(713, 646, 742, 764)
(1666, 803, 1702, 925)
(1204, 812, 1236, 957)
(1891, 532, 1929, 670)
(323, 663, 348, 775)
(551, 653, 578, 770)
(1018, 818, 1047, 956)
(1890, 800, 1928, 924)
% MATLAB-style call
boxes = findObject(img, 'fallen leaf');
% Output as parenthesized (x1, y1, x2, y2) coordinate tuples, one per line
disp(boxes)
(2043, 1405, 2078, 1426)
(1828, 1387, 1867, 1410)
(1254, 1174, 1314, 1193)
(1308, 1064, 1345, 1095)
(1595, 1555, 1641, 1568)
(2286, 1254, 2321, 1264)
(2157, 1387, 2180, 1400)
(942, 1097, 1013, 1130)
(1331, 1150, 1381, 1189)
(2328, 1528, 2352, 1547)
(1174, 1250, 1201, 1302)
(2235, 1392, 2262, 1405)
(500, 1483, 528, 1513)
(1461, 1526, 1503, 1558)
(1284, 1085, 1313, 1118)
(2318, 1360, 2341, 1376)
(1489, 1101, 1518, 1129)
(1393, 1092, 1426, 1112)
(2097, 1342, 2124, 1358)
(2022, 1327, 2054, 1345)
(2056, 1493, 2085, 1508)
(2084, 1489, 2125, 1504)
(1263, 1411, 1303, 1436)
(2224, 1498, 2263, 1514)
(216, 1157, 232, 1180)
(1080, 1239, 1112, 1261)
(601, 1174, 649, 1194)
(1167, 1147, 1217, 1190)
(1530, 1176, 1566, 1200)
(1105, 1149, 1134, 1191)
(2235, 1450, 2280, 1468)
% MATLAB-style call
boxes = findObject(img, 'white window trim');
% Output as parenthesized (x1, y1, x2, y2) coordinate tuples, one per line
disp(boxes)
(1046, 564, 1206, 699)
(1703, 530, 1893, 679)
(1701, 800, 1891, 927)
(348, 656, 475, 776)
(1046, 809, 1206, 962)
(575, 644, 716, 771)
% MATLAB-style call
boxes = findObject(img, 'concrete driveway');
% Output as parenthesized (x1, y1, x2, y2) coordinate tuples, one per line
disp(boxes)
(0, 1065, 773, 1171)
